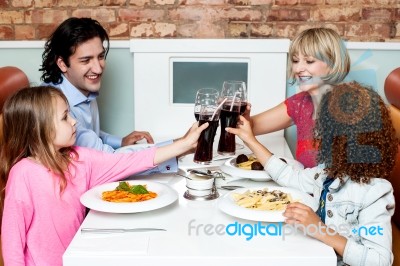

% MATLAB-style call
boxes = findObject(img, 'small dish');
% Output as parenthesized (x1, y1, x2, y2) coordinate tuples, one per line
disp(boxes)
(220, 155, 304, 182)
(186, 186, 213, 197)
(220, 156, 271, 181)
(186, 173, 214, 189)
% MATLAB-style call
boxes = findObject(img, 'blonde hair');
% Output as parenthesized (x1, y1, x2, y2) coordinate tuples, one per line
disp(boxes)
(288, 28, 350, 84)
(0, 86, 77, 205)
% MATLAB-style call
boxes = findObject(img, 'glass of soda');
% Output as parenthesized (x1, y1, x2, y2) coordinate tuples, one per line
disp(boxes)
(193, 105, 221, 164)
(217, 81, 246, 155)
(194, 88, 219, 121)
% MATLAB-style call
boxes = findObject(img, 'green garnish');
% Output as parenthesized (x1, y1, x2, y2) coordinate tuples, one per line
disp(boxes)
(115, 181, 149, 194)
(129, 185, 149, 194)
(116, 181, 130, 191)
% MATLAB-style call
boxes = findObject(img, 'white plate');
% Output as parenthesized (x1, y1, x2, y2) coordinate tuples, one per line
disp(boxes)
(220, 155, 304, 182)
(218, 186, 318, 222)
(80, 180, 178, 213)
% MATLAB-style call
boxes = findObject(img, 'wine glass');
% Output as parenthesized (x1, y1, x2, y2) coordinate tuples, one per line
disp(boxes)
(218, 81, 247, 153)
(194, 88, 219, 121)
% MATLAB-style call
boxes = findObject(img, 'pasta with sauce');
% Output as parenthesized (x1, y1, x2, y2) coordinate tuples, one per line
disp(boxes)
(102, 182, 157, 203)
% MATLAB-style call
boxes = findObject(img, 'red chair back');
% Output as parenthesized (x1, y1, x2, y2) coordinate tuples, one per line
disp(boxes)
(0, 66, 29, 112)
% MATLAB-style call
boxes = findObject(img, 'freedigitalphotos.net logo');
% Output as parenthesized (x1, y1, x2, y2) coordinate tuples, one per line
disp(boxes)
(188, 219, 384, 241)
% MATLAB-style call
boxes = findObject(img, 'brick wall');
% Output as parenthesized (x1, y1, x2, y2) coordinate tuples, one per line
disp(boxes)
(0, 0, 399, 41)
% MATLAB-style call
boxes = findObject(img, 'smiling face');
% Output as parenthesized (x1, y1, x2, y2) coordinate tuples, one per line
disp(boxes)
(52, 96, 77, 151)
(56, 37, 106, 96)
(291, 52, 331, 95)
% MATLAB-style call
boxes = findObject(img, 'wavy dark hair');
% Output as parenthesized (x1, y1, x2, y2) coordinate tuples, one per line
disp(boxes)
(314, 81, 398, 183)
(40, 17, 109, 84)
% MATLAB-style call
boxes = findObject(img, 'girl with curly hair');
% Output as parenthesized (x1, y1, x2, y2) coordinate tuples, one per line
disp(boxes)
(228, 81, 397, 265)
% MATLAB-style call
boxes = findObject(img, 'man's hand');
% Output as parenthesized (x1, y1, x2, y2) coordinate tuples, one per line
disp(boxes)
(122, 131, 154, 146)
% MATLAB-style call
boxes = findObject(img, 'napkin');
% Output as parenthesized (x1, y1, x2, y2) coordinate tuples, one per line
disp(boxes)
(67, 233, 150, 255)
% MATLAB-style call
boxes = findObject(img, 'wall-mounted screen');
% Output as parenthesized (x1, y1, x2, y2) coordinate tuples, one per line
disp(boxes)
(171, 58, 249, 104)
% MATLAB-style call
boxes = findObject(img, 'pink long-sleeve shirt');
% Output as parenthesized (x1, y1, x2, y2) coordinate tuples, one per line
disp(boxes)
(1, 146, 157, 266)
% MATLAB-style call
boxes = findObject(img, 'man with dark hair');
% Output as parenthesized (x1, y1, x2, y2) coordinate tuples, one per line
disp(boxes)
(40, 17, 177, 174)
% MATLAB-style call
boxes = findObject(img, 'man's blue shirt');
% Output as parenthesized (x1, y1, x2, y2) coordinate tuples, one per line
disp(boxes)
(43, 75, 177, 174)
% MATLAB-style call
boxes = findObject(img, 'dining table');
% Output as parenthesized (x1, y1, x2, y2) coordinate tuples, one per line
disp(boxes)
(63, 135, 337, 266)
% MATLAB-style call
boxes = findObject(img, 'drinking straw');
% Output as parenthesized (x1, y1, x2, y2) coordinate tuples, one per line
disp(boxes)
(211, 97, 228, 121)
(230, 92, 240, 111)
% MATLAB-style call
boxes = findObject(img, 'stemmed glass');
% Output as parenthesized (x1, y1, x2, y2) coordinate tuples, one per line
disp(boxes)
(194, 88, 219, 121)
(217, 81, 247, 154)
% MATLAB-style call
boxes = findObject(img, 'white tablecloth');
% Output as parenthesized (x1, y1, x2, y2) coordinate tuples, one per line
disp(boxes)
(63, 136, 337, 266)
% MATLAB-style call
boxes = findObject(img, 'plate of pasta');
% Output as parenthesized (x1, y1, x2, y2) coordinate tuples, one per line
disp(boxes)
(218, 186, 317, 222)
(80, 180, 178, 213)
(220, 154, 304, 182)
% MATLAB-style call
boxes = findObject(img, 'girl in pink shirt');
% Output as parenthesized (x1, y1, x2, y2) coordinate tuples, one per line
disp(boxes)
(0, 86, 207, 266)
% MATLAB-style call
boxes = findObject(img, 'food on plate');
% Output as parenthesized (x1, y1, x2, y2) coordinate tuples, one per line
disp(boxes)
(236, 154, 264, 171)
(236, 154, 249, 164)
(102, 181, 157, 203)
(251, 161, 264, 170)
(231, 188, 294, 210)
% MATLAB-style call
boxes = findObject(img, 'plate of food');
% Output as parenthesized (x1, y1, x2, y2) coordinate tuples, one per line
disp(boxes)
(80, 180, 178, 213)
(219, 154, 304, 182)
(218, 186, 318, 222)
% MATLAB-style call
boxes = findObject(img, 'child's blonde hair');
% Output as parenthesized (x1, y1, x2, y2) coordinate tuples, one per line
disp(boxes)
(288, 28, 350, 85)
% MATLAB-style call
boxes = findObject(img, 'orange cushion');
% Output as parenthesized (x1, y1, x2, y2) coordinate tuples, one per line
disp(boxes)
(391, 148, 400, 228)
(389, 105, 400, 140)
(393, 222, 400, 266)
(385, 67, 400, 109)
(0, 66, 29, 112)
(388, 105, 400, 228)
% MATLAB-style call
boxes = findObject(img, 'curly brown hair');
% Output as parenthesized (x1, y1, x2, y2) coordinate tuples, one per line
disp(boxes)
(314, 81, 398, 183)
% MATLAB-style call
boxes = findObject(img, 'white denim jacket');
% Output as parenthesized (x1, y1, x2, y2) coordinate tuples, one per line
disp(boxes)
(265, 155, 394, 266)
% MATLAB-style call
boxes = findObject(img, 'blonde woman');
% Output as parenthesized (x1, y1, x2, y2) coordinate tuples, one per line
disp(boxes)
(246, 28, 350, 168)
